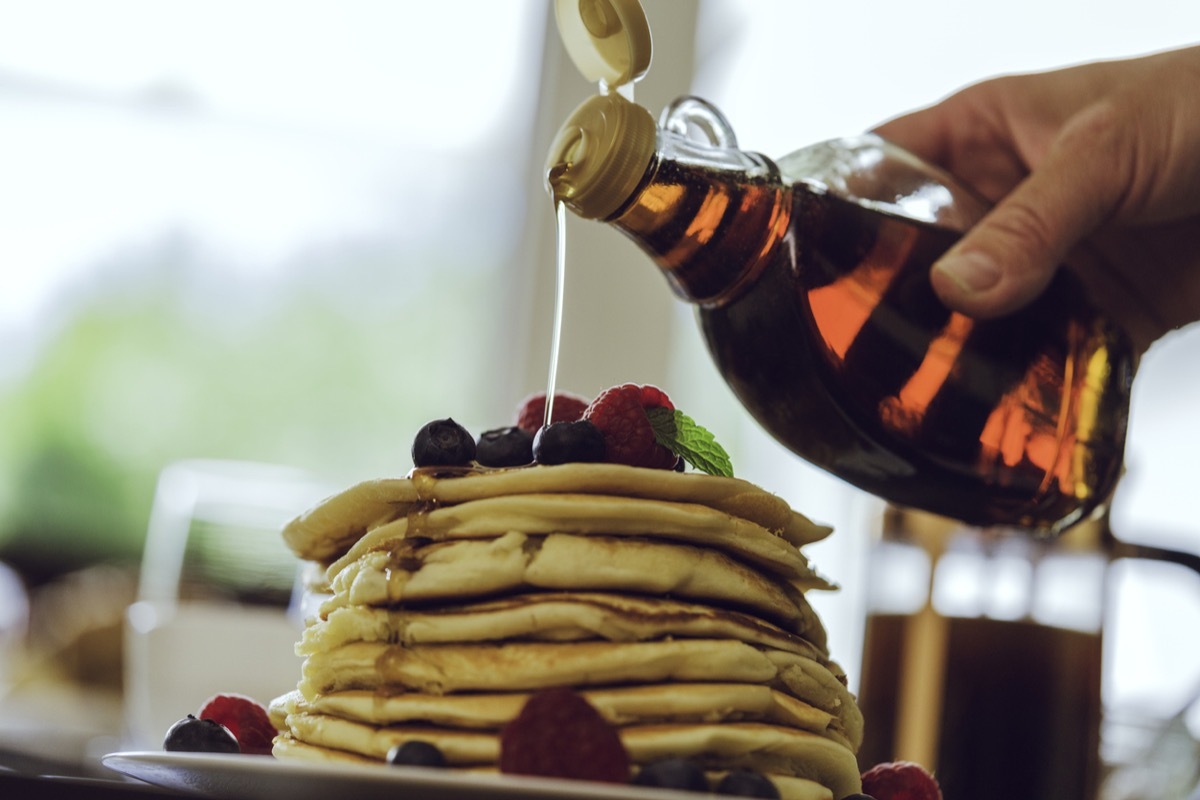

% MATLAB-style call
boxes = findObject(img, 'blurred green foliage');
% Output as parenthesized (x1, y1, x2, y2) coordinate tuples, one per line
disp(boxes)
(0, 236, 505, 582)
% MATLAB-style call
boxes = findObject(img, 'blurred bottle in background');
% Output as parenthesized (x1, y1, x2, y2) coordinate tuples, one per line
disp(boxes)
(857, 507, 1200, 800)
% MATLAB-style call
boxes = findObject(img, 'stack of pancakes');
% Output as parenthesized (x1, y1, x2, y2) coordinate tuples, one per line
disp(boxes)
(269, 463, 864, 800)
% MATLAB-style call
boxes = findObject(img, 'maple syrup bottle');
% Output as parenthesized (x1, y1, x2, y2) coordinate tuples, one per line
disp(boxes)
(547, 93, 1134, 534)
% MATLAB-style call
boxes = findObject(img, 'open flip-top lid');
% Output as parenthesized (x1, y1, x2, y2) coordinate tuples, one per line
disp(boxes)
(554, 0, 652, 90)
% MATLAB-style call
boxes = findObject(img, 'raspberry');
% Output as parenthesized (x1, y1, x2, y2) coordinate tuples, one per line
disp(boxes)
(583, 383, 678, 470)
(499, 688, 629, 783)
(516, 391, 591, 435)
(197, 693, 276, 756)
(860, 761, 943, 800)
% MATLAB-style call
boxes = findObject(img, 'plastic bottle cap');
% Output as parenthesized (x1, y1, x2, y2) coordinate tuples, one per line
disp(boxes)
(554, 0, 651, 88)
(545, 93, 656, 220)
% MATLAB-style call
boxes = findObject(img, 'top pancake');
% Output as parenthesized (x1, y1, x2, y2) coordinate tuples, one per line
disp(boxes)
(321, 493, 832, 594)
(283, 463, 833, 564)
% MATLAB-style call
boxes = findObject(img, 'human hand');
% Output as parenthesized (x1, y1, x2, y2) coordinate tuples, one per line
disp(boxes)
(872, 45, 1200, 355)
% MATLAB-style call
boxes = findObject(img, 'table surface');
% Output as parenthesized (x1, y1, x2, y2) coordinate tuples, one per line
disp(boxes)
(0, 770, 189, 799)
(0, 744, 189, 799)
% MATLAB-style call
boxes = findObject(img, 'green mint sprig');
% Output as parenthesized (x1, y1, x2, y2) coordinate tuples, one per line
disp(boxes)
(646, 407, 734, 478)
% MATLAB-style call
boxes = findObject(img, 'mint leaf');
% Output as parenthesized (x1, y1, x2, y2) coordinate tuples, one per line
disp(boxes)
(647, 407, 734, 478)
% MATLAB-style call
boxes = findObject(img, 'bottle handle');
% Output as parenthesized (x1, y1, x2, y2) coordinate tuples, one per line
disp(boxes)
(1112, 540, 1200, 577)
(660, 96, 739, 150)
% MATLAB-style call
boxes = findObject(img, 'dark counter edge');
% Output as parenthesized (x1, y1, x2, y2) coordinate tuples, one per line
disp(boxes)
(0, 768, 190, 799)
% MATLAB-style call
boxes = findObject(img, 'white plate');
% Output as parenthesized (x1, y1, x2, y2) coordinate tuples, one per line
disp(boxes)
(101, 751, 706, 800)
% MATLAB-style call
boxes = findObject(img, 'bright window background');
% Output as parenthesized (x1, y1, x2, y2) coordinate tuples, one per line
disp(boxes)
(683, 0, 1200, 722)
(0, 1, 547, 575)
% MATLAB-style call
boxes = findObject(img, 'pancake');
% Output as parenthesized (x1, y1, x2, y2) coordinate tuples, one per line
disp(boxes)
(272, 460, 863, 798)
(271, 679, 856, 750)
(282, 463, 833, 564)
(321, 533, 825, 644)
(276, 715, 861, 798)
(300, 592, 826, 660)
(283, 478, 412, 565)
(271, 737, 836, 800)
(621, 722, 861, 797)
(324, 493, 831, 590)
(297, 639, 862, 735)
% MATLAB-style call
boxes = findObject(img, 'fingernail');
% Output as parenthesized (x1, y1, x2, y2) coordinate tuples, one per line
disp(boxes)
(934, 251, 1001, 294)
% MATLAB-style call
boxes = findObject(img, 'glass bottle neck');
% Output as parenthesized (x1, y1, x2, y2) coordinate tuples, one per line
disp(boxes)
(606, 135, 791, 307)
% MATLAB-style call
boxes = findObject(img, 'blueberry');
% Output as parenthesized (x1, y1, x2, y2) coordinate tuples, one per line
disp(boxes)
(631, 758, 708, 792)
(476, 426, 534, 467)
(533, 420, 606, 465)
(163, 714, 240, 754)
(715, 770, 781, 798)
(387, 739, 447, 768)
(412, 418, 476, 467)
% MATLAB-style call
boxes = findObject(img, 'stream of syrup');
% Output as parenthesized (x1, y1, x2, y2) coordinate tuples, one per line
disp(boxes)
(542, 85, 634, 428)
(542, 200, 568, 428)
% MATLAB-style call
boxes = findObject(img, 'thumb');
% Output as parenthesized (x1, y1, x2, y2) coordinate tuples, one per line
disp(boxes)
(931, 108, 1121, 317)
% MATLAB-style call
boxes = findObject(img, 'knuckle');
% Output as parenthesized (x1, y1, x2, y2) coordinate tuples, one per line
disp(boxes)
(1060, 98, 1134, 171)
(1064, 98, 1122, 143)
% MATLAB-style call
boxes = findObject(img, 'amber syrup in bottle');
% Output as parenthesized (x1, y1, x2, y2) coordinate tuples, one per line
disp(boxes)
(605, 154, 1135, 534)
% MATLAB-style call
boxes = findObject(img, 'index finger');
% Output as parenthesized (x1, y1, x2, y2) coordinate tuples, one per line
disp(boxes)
(870, 106, 955, 166)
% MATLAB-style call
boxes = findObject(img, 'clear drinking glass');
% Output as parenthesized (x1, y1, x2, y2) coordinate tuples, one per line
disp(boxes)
(122, 459, 333, 750)
(1099, 685, 1200, 800)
